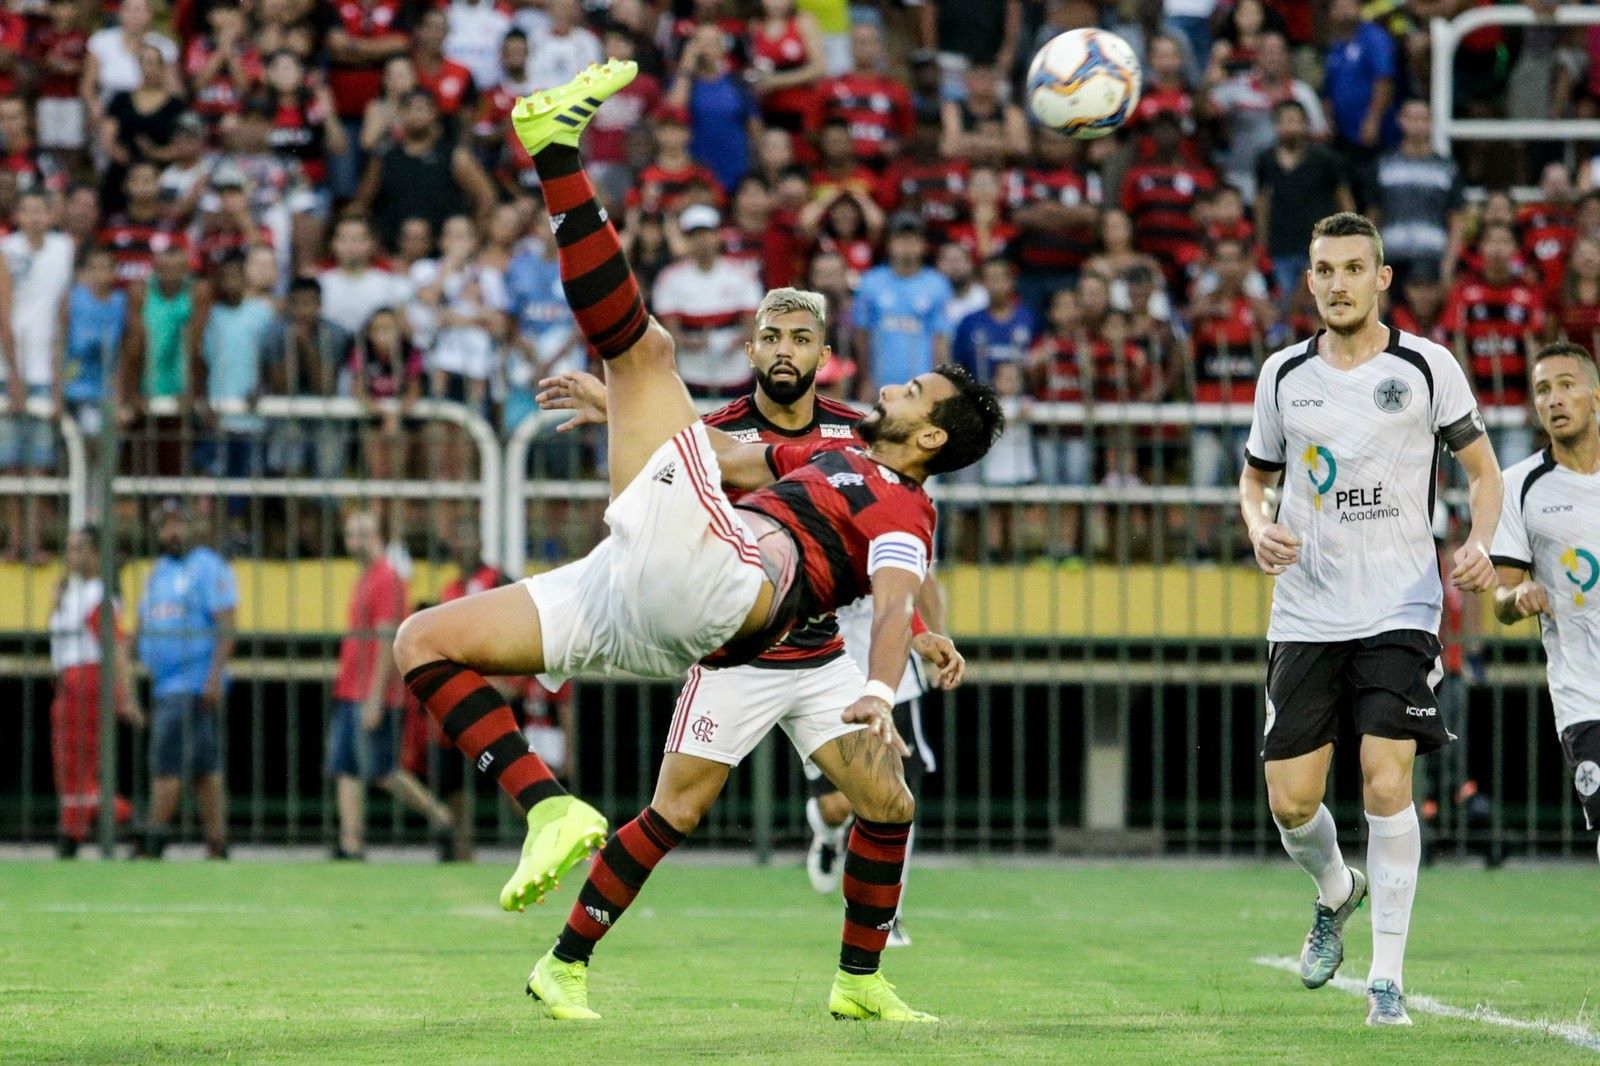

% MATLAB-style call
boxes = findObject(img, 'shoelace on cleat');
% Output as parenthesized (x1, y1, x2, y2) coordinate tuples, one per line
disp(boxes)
(1370, 986, 1405, 1018)
(551, 964, 589, 1005)
(1306, 907, 1339, 959)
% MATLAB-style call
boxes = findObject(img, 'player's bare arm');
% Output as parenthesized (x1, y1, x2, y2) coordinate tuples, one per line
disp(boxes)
(1493, 562, 1552, 623)
(1451, 434, 1502, 593)
(910, 568, 963, 689)
(1239, 463, 1301, 575)
(841, 565, 920, 757)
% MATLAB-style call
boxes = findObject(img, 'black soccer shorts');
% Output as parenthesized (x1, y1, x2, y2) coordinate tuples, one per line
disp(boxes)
(1559, 720, 1600, 832)
(1260, 629, 1455, 762)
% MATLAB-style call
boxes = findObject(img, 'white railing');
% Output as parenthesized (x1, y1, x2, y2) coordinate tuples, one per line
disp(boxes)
(1431, 5, 1600, 155)
(0, 393, 88, 526)
(124, 395, 505, 565)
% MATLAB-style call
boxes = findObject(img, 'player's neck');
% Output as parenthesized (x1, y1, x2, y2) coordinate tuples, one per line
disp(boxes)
(1318, 317, 1389, 368)
(1552, 428, 1600, 475)
(753, 386, 815, 431)
(866, 443, 924, 485)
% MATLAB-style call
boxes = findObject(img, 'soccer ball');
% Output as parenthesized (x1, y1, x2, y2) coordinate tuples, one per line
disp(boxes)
(1025, 29, 1142, 140)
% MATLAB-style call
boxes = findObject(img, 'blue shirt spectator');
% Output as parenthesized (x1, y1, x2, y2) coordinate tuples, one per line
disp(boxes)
(687, 73, 757, 194)
(201, 255, 274, 433)
(138, 543, 239, 698)
(503, 234, 580, 430)
(64, 281, 129, 406)
(952, 259, 1040, 384)
(853, 219, 954, 393)
(1324, 4, 1399, 149)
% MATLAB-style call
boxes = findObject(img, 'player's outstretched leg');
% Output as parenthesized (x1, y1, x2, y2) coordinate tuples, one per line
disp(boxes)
(396, 586, 607, 910)
(809, 731, 936, 1023)
(511, 62, 699, 499)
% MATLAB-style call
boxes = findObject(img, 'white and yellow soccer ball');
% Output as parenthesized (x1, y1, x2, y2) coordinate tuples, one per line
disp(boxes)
(1025, 28, 1142, 140)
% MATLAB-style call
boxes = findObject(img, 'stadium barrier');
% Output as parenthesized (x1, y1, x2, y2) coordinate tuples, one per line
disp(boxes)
(1, 384, 1586, 863)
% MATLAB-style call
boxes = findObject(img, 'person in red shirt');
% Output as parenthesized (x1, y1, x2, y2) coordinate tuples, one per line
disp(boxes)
(1518, 162, 1577, 307)
(30, 0, 90, 157)
(0, 1, 24, 101)
(625, 105, 724, 214)
(1442, 220, 1551, 458)
(182, 0, 263, 137)
(1120, 113, 1216, 289)
(325, 0, 411, 198)
(262, 51, 347, 189)
(747, 0, 826, 135)
(411, 8, 475, 119)
(1558, 235, 1600, 357)
(97, 161, 190, 287)
(807, 117, 880, 205)
(582, 29, 661, 203)
(1390, 262, 1449, 346)
(328, 510, 451, 860)
(876, 121, 969, 236)
(1130, 33, 1199, 162)
(818, 22, 911, 170)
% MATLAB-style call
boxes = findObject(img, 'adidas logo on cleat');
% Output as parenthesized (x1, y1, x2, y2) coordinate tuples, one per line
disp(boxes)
(653, 462, 676, 485)
(585, 905, 612, 927)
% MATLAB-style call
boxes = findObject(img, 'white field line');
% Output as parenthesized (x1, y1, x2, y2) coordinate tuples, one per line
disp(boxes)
(1254, 955, 1600, 1053)
(22, 902, 1071, 923)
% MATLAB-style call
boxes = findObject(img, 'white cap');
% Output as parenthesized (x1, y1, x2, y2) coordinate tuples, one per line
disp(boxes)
(679, 204, 721, 233)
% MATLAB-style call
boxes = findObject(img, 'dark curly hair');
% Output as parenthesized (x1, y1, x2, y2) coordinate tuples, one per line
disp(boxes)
(924, 362, 1005, 476)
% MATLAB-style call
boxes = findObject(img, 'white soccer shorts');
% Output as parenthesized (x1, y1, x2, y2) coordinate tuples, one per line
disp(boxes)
(525, 422, 766, 687)
(666, 655, 869, 766)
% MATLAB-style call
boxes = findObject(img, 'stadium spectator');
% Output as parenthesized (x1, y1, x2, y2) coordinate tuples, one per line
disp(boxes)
(31, 0, 91, 160)
(747, 0, 827, 136)
(444, 0, 512, 93)
(1163, 0, 1216, 86)
(1558, 236, 1600, 358)
(82, 0, 178, 110)
(1443, 221, 1550, 460)
(262, 276, 352, 496)
(325, 0, 412, 200)
(953, 257, 1039, 385)
(1520, 162, 1578, 307)
(652, 204, 763, 397)
(668, 23, 760, 195)
(946, 165, 1015, 262)
(412, 213, 506, 416)
(0, 213, 45, 561)
(0, 97, 68, 202)
(978, 359, 1036, 554)
(99, 161, 185, 287)
(183, 0, 263, 140)
(504, 198, 579, 436)
(1391, 262, 1449, 346)
(317, 215, 409, 336)
(1008, 129, 1102, 315)
(359, 55, 416, 156)
(1086, 208, 1165, 311)
(1027, 287, 1090, 555)
(195, 251, 273, 534)
(411, 9, 475, 120)
(1322, 0, 1399, 164)
(354, 88, 497, 252)
(1212, 0, 1285, 78)
(125, 242, 195, 476)
(936, 241, 989, 327)
(797, 187, 882, 285)
(939, 64, 1028, 164)
(99, 44, 186, 214)
(1203, 31, 1325, 201)
(806, 247, 858, 390)
(472, 31, 535, 191)
(48, 526, 142, 857)
(582, 29, 661, 205)
(136, 502, 236, 859)
(917, 0, 1022, 95)
(524, 0, 603, 93)
(1132, 33, 1197, 139)
(349, 306, 423, 507)
(59, 239, 131, 438)
(261, 50, 348, 210)
(1119, 112, 1216, 287)
(328, 509, 452, 860)
(807, 117, 878, 207)
(1368, 99, 1465, 286)
(820, 23, 913, 170)
(1256, 100, 1356, 310)
(852, 211, 953, 399)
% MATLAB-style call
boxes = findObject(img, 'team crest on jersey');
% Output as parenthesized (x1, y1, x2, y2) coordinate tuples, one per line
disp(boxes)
(1373, 378, 1411, 413)
(1576, 761, 1600, 798)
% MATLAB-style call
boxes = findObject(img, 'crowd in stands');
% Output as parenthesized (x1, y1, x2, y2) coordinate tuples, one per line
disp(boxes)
(1, 0, 1599, 563)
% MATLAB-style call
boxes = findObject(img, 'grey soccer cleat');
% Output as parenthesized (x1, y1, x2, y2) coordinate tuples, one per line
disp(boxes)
(1365, 979, 1413, 1026)
(1299, 867, 1367, 989)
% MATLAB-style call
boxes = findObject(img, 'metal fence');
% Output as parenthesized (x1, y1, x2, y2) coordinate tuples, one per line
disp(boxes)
(1, 388, 1586, 863)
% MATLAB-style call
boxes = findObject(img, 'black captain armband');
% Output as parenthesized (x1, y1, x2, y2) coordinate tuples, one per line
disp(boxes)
(1440, 409, 1487, 453)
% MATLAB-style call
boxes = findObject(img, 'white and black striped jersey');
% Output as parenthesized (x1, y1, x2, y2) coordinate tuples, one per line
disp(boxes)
(1492, 450, 1600, 733)
(1245, 326, 1485, 643)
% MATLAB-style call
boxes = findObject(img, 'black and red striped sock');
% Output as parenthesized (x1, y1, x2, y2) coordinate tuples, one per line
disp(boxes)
(533, 145, 649, 359)
(402, 661, 565, 810)
(839, 818, 911, 975)
(553, 806, 684, 964)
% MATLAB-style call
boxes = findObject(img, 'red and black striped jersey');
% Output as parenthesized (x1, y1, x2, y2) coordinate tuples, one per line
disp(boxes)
(1004, 166, 1099, 274)
(738, 443, 936, 648)
(1441, 278, 1545, 406)
(1189, 294, 1264, 403)
(1517, 202, 1574, 303)
(705, 393, 862, 667)
(819, 72, 914, 163)
(1120, 162, 1215, 280)
(97, 216, 191, 287)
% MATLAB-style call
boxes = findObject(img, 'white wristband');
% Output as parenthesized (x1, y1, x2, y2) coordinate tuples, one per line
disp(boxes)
(862, 680, 896, 707)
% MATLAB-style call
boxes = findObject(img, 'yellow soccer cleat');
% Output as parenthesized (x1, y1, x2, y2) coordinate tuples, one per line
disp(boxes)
(510, 59, 638, 157)
(527, 950, 601, 1021)
(500, 795, 608, 911)
(828, 970, 939, 1023)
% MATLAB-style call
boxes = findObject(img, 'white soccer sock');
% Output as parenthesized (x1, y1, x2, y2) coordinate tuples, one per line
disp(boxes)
(805, 797, 830, 839)
(1276, 805, 1353, 908)
(1366, 805, 1421, 990)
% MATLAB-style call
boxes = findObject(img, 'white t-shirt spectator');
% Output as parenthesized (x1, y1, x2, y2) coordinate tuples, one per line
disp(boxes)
(409, 258, 508, 381)
(3, 231, 75, 386)
(525, 27, 603, 92)
(316, 266, 412, 336)
(651, 256, 763, 391)
(87, 28, 179, 101)
(445, 0, 512, 91)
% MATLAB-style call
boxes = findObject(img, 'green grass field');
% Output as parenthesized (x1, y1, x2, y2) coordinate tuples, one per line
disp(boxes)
(3, 857, 1596, 1064)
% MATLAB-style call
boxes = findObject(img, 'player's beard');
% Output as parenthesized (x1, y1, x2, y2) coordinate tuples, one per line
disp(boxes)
(756, 361, 817, 406)
(858, 405, 912, 446)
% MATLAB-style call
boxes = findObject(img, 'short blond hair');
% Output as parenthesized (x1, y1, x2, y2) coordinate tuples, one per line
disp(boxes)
(755, 287, 827, 333)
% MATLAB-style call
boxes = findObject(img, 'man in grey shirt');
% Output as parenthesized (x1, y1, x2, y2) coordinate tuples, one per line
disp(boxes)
(1367, 99, 1465, 287)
